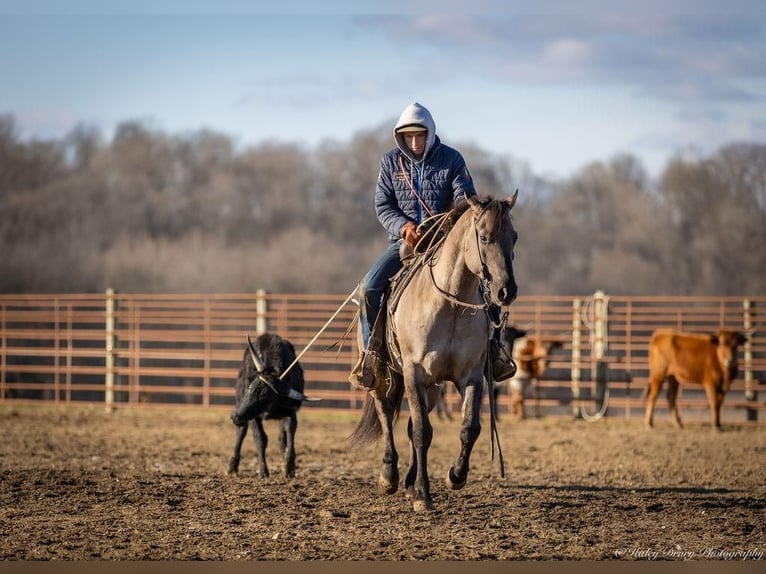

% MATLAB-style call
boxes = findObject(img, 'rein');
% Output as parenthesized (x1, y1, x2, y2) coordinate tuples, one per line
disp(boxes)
(485, 330, 507, 479)
(427, 264, 487, 311)
(426, 202, 497, 312)
(399, 155, 434, 219)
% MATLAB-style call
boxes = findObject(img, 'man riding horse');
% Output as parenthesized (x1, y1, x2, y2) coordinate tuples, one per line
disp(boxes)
(349, 102, 516, 389)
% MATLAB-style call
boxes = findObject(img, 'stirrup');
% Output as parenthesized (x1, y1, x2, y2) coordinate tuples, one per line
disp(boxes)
(349, 351, 377, 390)
(492, 357, 517, 382)
(490, 341, 517, 382)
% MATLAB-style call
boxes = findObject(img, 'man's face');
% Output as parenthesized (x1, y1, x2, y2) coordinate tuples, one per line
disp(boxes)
(403, 132, 427, 156)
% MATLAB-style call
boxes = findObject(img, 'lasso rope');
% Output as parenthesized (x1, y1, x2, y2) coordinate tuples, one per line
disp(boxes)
(278, 288, 358, 382)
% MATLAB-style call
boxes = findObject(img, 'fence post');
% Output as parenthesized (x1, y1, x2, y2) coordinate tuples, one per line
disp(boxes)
(0, 303, 5, 402)
(256, 289, 268, 334)
(203, 296, 211, 408)
(571, 298, 582, 418)
(743, 299, 757, 422)
(54, 297, 60, 403)
(592, 290, 609, 416)
(105, 288, 115, 412)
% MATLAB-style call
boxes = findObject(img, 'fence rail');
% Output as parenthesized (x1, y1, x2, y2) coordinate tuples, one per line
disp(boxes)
(1, 291, 764, 425)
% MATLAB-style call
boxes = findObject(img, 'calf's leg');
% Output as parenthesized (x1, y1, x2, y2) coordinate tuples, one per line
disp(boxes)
(702, 383, 723, 430)
(666, 376, 683, 429)
(511, 386, 526, 419)
(251, 418, 270, 478)
(279, 414, 298, 478)
(227, 424, 248, 474)
(644, 374, 664, 428)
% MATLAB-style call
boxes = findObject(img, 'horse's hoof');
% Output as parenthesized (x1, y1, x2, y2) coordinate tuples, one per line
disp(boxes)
(406, 486, 434, 511)
(413, 498, 435, 512)
(446, 467, 467, 490)
(378, 475, 398, 495)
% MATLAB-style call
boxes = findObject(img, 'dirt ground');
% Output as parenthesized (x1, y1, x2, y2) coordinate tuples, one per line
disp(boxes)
(0, 403, 764, 561)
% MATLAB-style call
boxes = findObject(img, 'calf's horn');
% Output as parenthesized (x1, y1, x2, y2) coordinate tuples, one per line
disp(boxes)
(247, 334, 266, 372)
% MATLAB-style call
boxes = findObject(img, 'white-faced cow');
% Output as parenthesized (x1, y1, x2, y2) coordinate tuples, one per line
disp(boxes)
(228, 333, 312, 478)
(644, 328, 749, 430)
(493, 326, 564, 420)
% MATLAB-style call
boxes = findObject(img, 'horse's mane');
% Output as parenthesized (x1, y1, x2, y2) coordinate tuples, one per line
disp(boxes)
(450, 197, 473, 223)
(449, 194, 509, 226)
(411, 195, 511, 261)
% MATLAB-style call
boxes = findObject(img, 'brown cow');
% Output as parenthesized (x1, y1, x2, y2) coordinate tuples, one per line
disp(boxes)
(644, 328, 749, 430)
(493, 327, 564, 419)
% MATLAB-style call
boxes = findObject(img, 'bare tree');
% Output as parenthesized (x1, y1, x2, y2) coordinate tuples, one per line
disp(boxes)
(660, 144, 766, 295)
(0, 111, 763, 296)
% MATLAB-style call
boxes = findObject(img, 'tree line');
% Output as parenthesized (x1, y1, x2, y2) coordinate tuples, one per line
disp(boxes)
(1, 113, 764, 296)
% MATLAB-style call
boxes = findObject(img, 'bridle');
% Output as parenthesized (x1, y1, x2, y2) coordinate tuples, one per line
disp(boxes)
(427, 200, 511, 317)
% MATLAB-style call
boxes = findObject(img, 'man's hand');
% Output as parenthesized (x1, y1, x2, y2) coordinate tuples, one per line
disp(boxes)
(401, 221, 422, 248)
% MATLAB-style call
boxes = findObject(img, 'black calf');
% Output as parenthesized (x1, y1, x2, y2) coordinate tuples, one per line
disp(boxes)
(228, 333, 310, 478)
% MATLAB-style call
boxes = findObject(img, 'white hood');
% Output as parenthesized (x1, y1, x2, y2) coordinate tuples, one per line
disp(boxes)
(393, 102, 437, 163)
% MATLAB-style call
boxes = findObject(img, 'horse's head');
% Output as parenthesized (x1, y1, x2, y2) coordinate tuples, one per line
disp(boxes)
(464, 191, 519, 307)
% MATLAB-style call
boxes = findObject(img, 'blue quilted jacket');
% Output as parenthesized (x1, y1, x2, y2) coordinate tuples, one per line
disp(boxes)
(375, 103, 476, 242)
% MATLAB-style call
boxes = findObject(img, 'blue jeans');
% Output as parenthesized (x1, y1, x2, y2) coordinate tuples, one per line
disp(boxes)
(360, 241, 404, 349)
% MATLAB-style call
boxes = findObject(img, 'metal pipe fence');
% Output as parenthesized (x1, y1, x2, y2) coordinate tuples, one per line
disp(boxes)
(1, 292, 764, 425)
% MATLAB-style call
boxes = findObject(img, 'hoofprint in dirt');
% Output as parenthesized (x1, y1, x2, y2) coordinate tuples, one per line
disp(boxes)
(0, 405, 763, 560)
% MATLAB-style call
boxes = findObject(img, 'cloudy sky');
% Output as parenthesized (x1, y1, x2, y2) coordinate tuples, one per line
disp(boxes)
(1, 1, 765, 179)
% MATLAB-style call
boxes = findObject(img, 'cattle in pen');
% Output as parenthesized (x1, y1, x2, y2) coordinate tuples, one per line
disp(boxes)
(644, 328, 749, 430)
(493, 326, 564, 419)
(228, 333, 312, 478)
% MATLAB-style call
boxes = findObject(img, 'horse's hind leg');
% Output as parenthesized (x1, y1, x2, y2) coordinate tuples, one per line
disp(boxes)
(447, 378, 482, 490)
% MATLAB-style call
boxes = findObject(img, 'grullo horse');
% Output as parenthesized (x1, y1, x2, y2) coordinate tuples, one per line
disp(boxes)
(351, 192, 519, 512)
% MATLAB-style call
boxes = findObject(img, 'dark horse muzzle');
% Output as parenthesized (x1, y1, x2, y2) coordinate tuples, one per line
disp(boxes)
(495, 282, 518, 307)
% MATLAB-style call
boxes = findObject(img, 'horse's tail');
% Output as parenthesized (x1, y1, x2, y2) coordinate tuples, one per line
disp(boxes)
(349, 395, 382, 446)
(349, 373, 404, 447)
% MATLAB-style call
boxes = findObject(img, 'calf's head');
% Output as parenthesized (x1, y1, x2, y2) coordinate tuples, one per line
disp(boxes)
(532, 339, 564, 374)
(230, 336, 310, 427)
(713, 329, 749, 390)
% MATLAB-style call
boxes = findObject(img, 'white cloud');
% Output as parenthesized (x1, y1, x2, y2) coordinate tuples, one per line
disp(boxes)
(541, 38, 591, 67)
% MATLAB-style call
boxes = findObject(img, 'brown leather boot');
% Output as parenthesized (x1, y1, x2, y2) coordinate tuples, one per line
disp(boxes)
(348, 352, 366, 388)
(491, 339, 517, 381)
(348, 351, 377, 389)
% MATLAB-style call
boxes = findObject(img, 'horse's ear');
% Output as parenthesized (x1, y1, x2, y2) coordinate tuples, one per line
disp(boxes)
(505, 189, 519, 209)
(466, 194, 480, 208)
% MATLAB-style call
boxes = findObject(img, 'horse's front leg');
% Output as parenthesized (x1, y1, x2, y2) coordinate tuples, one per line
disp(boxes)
(447, 377, 483, 490)
(403, 366, 434, 512)
(371, 385, 400, 494)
